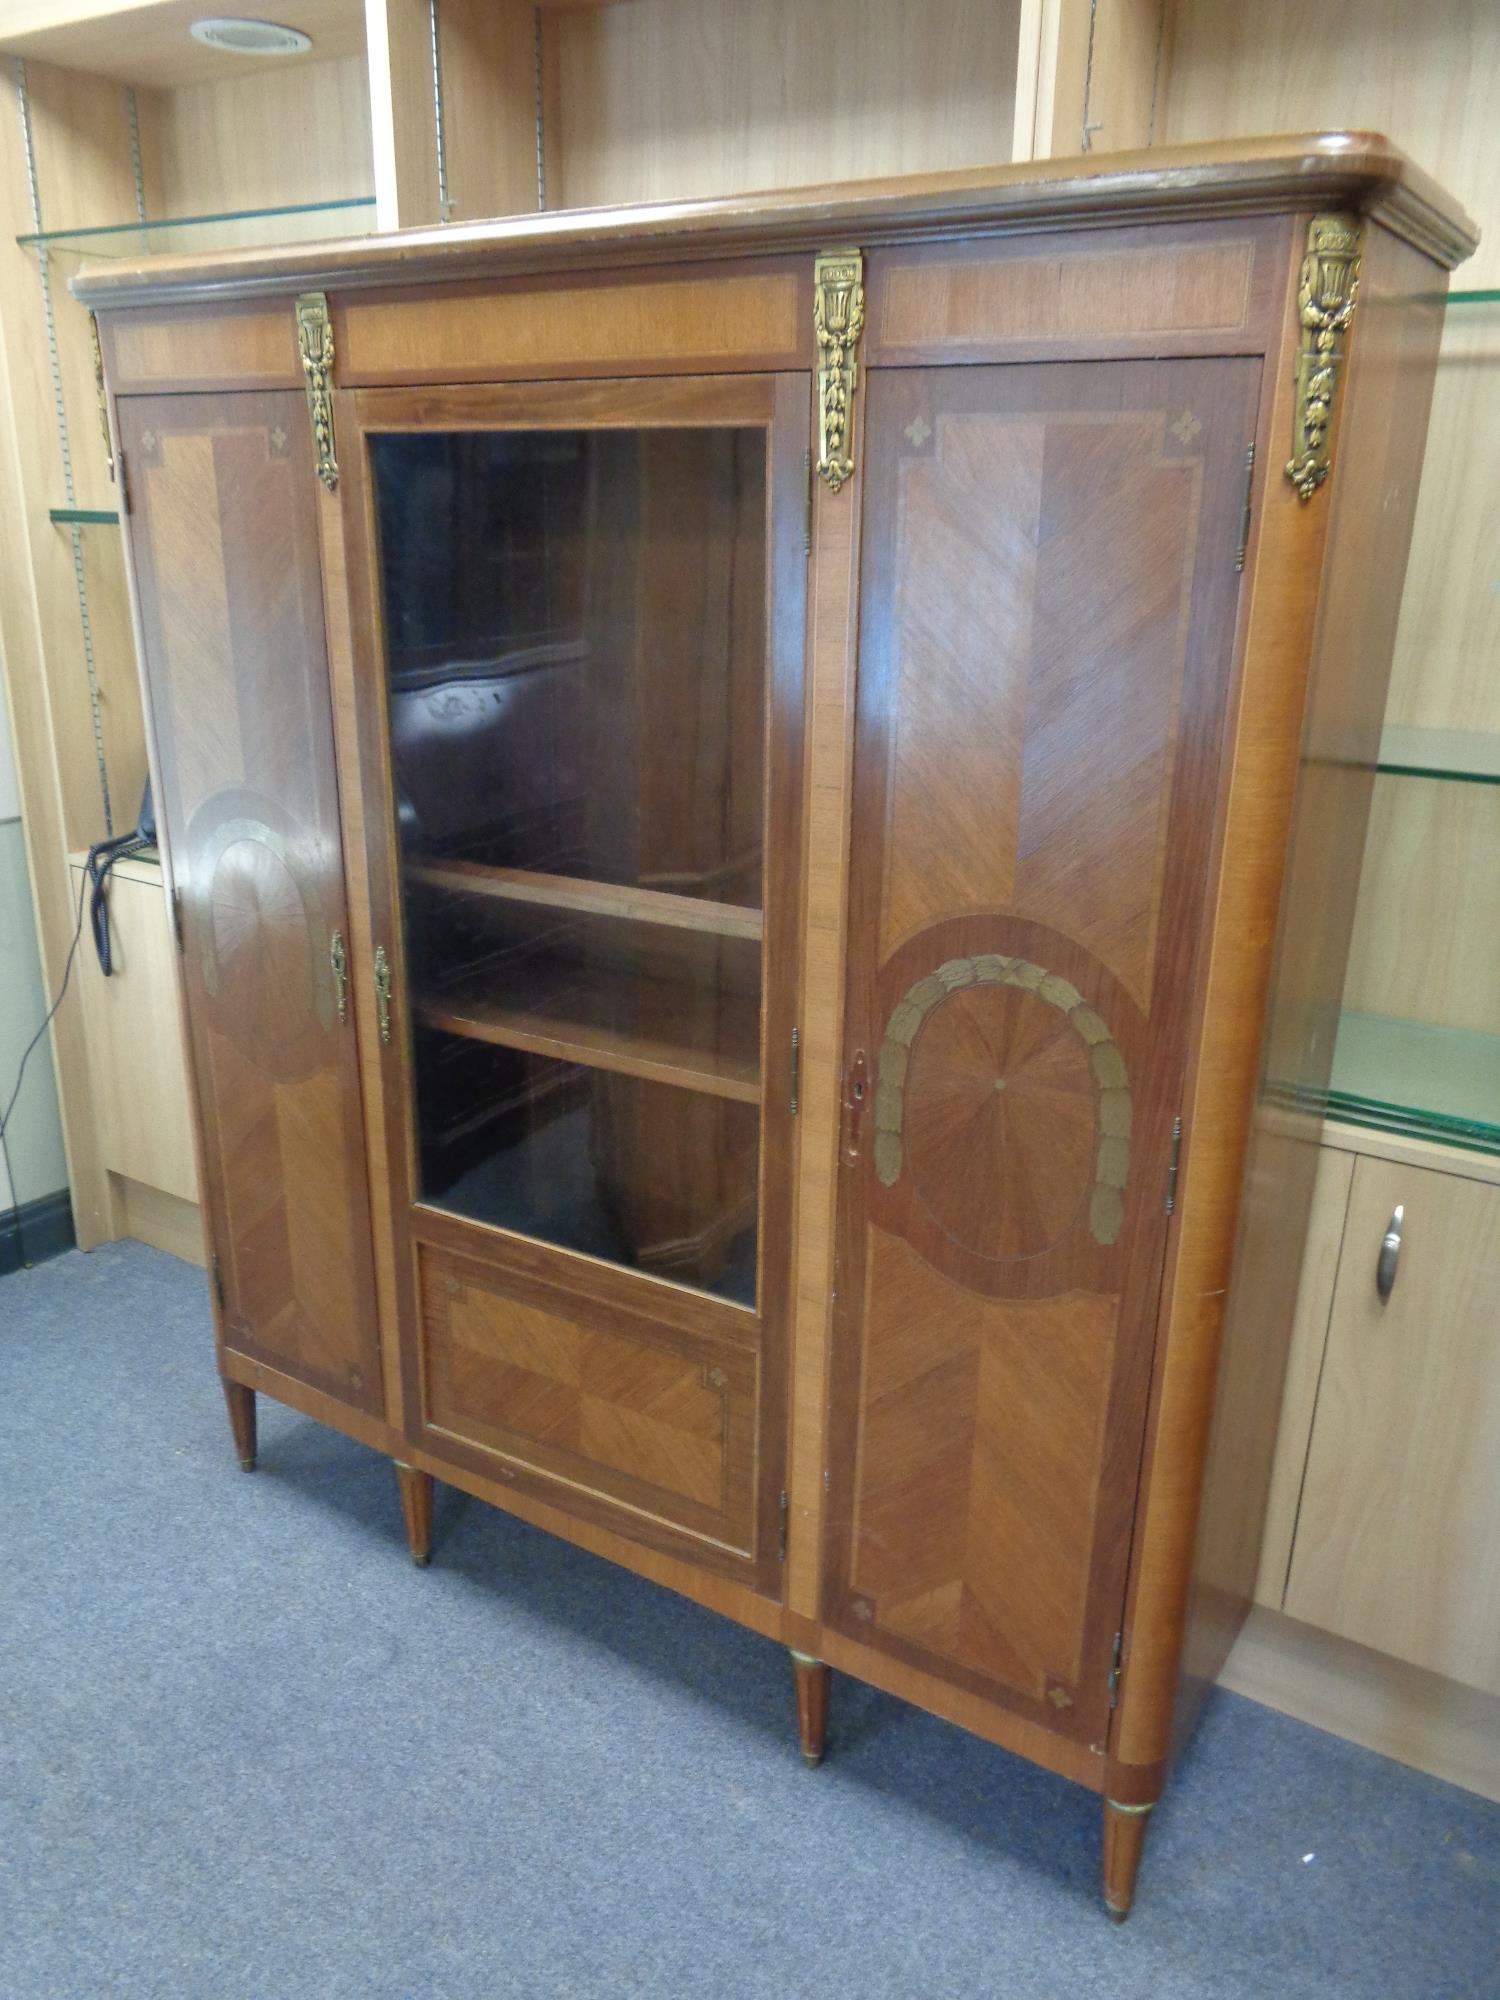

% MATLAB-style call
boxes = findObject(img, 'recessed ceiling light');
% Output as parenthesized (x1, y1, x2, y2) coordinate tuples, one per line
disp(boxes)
(189, 17, 313, 56)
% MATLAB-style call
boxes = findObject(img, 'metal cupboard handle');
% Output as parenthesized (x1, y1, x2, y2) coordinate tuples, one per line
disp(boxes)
(1375, 1204, 1404, 1302)
(841, 1049, 868, 1165)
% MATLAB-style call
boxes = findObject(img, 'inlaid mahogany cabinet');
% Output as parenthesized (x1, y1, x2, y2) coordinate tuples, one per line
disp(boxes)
(78, 135, 1474, 1918)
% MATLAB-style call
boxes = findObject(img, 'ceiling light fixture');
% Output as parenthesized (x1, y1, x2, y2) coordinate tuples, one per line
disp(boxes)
(189, 18, 313, 56)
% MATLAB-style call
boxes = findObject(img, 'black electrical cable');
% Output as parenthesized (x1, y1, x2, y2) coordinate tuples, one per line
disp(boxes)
(0, 863, 89, 1270)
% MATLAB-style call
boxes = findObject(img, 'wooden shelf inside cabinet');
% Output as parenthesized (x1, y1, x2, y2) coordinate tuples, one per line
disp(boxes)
(407, 859, 763, 941)
(418, 961, 762, 1104)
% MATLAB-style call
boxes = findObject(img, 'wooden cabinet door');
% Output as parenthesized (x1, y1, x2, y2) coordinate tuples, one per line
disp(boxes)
(120, 394, 383, 1417)
(1285, 1158, 1500, 1695)
(340, 374, 807, 1586)
(825, 359, 1259, 1741)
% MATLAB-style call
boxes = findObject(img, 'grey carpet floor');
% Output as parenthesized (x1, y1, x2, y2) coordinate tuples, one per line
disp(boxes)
(1, 1242, 1497, 2000)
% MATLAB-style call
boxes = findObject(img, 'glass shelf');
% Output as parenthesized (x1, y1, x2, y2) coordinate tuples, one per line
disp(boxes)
(50, 506, 119, 526)
(1376, 724, 1500, 786)
(16, 197, 375, 260)
(1325, 1011, 1500, 1157)
(1448, 289, 1500, 305)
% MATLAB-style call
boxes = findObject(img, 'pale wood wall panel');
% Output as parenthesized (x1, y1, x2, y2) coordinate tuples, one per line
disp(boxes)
(1023, 0, 1164, 160)
(1164, 0, 1500, 282)
(1342, 776, 1500, 1035)
(1165, 1, 1499, 1042)
(439, 0, 539, 221)
(1167, 7, 1500, 742)
(139, 53, 374, 216)
(1386, 309, 1500, 736)
(547, 0, 1023, 209)
(364, 0, 439, 227)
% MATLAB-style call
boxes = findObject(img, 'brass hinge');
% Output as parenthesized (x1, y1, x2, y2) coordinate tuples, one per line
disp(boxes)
(1165, 1114, 1183, 1216)
(211, 1251, 225, 1310)
(294, 291, 338, 491)
(1285, 214, 1361, 502)
(777, 1489, 789, 1564)
(1107, 1630, 1123, 1709)
(789, 1026, 800, 1116)
(171, 886, 184, 954)
(803, 447, 813, 555)
(1234, 443, 1255, 572)
(813, 249, 864, 493)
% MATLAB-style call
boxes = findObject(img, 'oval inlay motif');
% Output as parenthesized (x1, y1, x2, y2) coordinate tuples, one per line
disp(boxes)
(875, 956, 1130, 1251)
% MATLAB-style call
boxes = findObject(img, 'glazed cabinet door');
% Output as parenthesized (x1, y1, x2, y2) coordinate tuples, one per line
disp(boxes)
(342, 375, 807, 1587)
(120, 394, 383, 1417)
(825, 360, 1259, 1741)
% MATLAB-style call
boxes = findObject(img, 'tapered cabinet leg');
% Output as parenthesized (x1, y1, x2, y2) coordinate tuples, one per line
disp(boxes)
(221, 1379, 256, 1471)
(1102, 1798, 1155, 1921)
(790, 1650, 830, 1767)
(396, 1462, 434, 1567)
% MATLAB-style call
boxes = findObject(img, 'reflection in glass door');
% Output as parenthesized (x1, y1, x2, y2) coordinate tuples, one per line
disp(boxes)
(368, 424, 769, 1306)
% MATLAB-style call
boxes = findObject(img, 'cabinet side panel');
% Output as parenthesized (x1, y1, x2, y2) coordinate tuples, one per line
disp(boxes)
(1113, 223, 1449, 1782)
(118, 390, 385, 1416)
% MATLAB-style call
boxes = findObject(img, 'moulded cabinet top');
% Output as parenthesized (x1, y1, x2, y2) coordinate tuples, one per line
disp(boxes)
(72, 131, 1479, 312)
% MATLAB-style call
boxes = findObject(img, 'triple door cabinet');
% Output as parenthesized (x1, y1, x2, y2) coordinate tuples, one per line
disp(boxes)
(79, 135, 1474, 1918)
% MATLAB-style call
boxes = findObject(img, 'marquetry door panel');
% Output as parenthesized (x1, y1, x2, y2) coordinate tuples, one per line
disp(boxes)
(825, 359, 1259, 1739)
(341, 373, 807, 1587)
(121, 394, 383, 1415)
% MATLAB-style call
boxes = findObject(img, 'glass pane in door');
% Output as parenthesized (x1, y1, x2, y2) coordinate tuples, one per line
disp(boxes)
(369, 426, 768, 1306)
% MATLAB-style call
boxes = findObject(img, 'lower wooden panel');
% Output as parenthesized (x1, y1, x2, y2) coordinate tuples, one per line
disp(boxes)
(112, 1175, 204, 1266)
(225, 1309, 1103, 1789)
(220, 1350, 397, 1458)
(68, 858, 198, 1206)
(808, 1622, 1106, 1792)
(415, 1237, 770, 1583)
(1220, 1607, 1500, 1807)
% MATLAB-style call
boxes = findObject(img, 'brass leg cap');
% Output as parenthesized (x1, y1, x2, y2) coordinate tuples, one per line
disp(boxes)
(1105, 1904, 1129, 1925)
(801, 1749, 824, 1769)
(239, 1456, 256, 1472)
(412, 1552, 432, 1568)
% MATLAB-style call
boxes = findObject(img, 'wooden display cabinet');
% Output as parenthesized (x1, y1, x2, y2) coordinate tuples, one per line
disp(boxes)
(78, 133, 1473, 1915)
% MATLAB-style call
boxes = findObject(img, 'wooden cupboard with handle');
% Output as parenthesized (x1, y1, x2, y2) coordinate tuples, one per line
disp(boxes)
(78, 133, 1474, 1918)
(1287, 1157, 1500, 1696)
